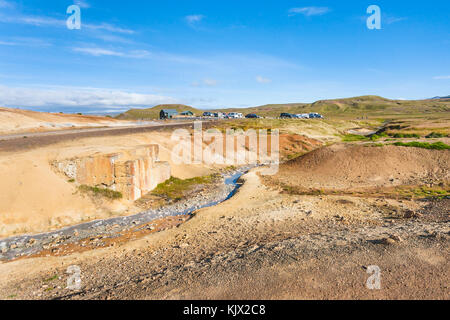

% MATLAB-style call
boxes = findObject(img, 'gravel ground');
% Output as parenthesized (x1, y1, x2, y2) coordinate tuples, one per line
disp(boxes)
(0, 170, 448, 300)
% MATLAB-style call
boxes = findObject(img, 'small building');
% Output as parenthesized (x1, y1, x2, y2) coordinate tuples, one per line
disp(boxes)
(180, 110, 194, 116)
(160, 109, 178, 119)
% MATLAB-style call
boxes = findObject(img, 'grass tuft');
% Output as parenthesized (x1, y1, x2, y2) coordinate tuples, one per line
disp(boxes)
(151, 175, 218, 201)
(342, 134, 371, 142)
(393, 141, 450, 150)
(426, 132, 446, 139)
(79, 185, 123, 200)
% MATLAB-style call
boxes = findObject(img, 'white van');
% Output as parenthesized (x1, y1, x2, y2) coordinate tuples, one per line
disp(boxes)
(228, 112, 244, 119)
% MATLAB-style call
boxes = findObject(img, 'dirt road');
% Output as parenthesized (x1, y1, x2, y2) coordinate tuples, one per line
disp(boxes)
(0, 121, 218, 153)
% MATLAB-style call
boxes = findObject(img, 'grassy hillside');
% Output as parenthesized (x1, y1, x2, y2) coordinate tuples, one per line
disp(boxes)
(248, 96, 450, 118)
(307, 96, 450, 117)
(218, 103, 309, 118)
(116, 96, 450, 120)
(116, 104, 202, 120)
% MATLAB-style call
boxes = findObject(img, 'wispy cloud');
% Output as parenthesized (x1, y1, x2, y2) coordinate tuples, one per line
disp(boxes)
(73, 47, 150, 58)
(0, 0, 14, 9)
(84, 23, 134, 34)
(0, 37, 52, 47)
(256, 76, 272, 84)
(73, 47, 125, 57)
(357, 13, 407, 26)
(0, 11, 134, 34)
(185, 14, 205, 27)
(0, 13, 65, 27)
(191, 79, 218, 87)
(74, 0, 90, 9)
(0, 85, 177, 109)
(203, 79, 217, 86)
(433, 75, 450, 80)
(72, 45, 214, 65)
(384, 15, 407, 25)
(289, 7, 331, 17)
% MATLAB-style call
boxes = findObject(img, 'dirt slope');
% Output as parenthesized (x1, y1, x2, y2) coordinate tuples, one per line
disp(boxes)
(0, 107, 134, 135)
(267, 144, 450, 191)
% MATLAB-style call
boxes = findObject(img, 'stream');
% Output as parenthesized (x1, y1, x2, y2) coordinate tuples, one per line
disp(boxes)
(0, 167, 252, 261)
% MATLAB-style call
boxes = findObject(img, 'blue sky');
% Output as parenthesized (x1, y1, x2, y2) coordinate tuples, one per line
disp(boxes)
(0, 0, 449, 113)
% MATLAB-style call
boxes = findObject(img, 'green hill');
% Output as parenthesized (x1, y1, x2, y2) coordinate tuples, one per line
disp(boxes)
(116, 96, 450, 120)
(248, 96, 450, 118)
(308, 95, 449, 117)
(218, 103, 309, 118)
(116, 104, 202, 120)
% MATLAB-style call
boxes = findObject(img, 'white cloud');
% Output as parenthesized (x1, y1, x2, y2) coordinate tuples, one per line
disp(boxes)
(74, 0, 90, 9)
(256, 76, 272, 84)
(73, 47, 151, 59)
(203, 79, 217, 86)
(185, 14, 205, 26)
(433, 75, 450, 80)
(0, 85, 178, 109)
(0, 12, 134, 34)
(191, 79, 218, 87)
(0, 40, 16, 46)
(0, 0, 14, 9)
(72, 46, 214, 65)
(84, 23, 134, 34)
(73, 47, 125, 57)
(0, 14, 65, 27)
(0, 37, 51, 47)
(384, 15, 407, 25)
(289, 7, 331, 17)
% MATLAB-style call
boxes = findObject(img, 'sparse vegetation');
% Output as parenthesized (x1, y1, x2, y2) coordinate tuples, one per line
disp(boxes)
(391, 133, 421, 138)
(393, 141, 450, 150)
(396, 185, 449, 199)
(79, 185, 123, 200)
(342, 134, 371, 142)
(151, 175, 219, 201)
(426, 132, 446, 139)
(44, 274, 59, 282)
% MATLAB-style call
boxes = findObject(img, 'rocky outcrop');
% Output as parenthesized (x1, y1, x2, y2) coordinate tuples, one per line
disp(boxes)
(54, 145, 171, 200)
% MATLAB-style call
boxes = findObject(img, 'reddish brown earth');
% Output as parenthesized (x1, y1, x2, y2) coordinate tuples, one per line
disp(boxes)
(265, 144, 450, 191)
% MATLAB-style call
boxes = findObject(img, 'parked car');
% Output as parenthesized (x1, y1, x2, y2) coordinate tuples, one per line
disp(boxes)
(228, 112, 244, 119)
(280, 113, 294, 119)
(294, 114, 310, 119)
(245, 114, 260, 119)
(203, 112, 213, 117)
(214, 112, 225, 118)
(309, 113, 324, 119)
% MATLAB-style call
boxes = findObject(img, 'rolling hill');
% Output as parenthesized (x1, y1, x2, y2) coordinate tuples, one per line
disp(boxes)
(245, 96, 450, 118)
(116, 104, 202, 120)
(116, 96, 450, 119)
(307, 95, 450, 117)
